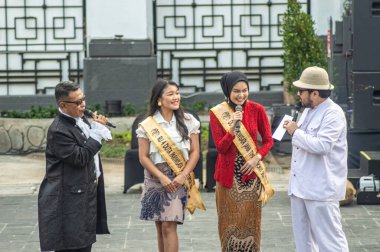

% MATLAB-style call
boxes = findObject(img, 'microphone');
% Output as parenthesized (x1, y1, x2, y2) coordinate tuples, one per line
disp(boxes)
(235, 105, 242, 132)
(292, 102, 302, 122)
(84, 109, 116, 128)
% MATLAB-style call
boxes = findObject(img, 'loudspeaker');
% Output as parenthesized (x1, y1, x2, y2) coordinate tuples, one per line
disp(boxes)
(333, 21, 343, 53)
(89, 39, 152, 57)
(352, 0, 380, 71)
(342, 15, 352, 55)
(360, 151, 380, 177)
(351, 72, 380, 130)
(357, 190, 380, 205)
(347, 129, 380, 171)
(84, 57, 156, 108)
(332, 19, 351, 105)
(332, 54, 349, 104)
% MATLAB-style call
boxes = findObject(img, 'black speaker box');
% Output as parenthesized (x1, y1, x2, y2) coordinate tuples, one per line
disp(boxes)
(357, 191, 380, 205)
(351, 72, 380, 130)
(333, 21, 343, 53)
(332, 54, 349, 104)
(352, 0, 380, 71)
(84, 57, 156, 108)
(342, 15, 352, 55)
(360, 151, 380, 177)
(89, 39, 152, 57)
(347, 130, 380, 183)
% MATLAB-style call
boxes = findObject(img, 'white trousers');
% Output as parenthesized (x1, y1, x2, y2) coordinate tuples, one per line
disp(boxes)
(290, 195, 349, 252)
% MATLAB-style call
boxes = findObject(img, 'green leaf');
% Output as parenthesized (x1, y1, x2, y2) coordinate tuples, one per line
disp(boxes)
(282, 0, 327, 98)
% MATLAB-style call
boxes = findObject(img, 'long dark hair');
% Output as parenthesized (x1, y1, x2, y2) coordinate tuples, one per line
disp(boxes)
(147, 79, 190, 142)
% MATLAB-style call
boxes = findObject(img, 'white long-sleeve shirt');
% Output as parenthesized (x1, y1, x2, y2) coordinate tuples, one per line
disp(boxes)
(288, 98, 348, 201)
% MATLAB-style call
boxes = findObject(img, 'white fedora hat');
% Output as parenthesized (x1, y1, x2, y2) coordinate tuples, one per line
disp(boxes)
(293, 66, 334, 90)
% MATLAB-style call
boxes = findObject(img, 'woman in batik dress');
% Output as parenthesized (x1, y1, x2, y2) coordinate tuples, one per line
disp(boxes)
(210, 71, 274, 251)
(136, 79, 200, 252)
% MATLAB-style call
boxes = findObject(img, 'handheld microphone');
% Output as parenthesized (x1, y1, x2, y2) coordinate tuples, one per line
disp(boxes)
(235, 105, 242, 132)
(84, 109, 116, 128)
(292, 102, 302, 122)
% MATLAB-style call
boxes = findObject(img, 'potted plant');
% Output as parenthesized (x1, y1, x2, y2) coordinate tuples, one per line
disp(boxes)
(282, 0, 328, 104)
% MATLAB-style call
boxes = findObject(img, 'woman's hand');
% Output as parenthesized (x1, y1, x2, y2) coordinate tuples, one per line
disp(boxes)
(172, 173, 187, 188)
(240, 156, 260, 175)
(159, 176, 177, 193)
(229, 110, 244, 134)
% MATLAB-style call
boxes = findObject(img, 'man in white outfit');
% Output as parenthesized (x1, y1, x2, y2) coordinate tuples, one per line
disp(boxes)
(283, 66, 349, 252)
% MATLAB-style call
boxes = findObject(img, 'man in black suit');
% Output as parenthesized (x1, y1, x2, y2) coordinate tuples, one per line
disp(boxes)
(38, 81, 110, 252)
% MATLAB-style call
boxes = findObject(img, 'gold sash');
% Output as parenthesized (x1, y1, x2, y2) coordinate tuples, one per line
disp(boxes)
(140, 116, 206, 214)
(210, 102, 274, 205)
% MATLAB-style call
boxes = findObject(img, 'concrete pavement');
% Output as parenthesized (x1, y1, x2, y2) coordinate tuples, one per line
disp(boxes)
(0, 154, 379, 251)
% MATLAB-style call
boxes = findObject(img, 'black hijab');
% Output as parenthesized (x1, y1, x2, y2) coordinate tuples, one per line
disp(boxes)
(220, 71, 249, 109)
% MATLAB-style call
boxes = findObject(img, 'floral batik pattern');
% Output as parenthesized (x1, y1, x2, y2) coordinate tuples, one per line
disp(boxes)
(140, 163, 187, 224)
(216, 153, 262, 252)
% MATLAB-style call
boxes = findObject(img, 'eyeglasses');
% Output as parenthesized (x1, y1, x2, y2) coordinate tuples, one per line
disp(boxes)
(62, 96, 86, 106)
(297, 89, 310, 95)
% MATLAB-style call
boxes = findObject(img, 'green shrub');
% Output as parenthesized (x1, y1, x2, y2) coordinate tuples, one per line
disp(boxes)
(123, 103, 136, 116)
(282, 0, 328, 95)
(100, 142, 128, 158)
(0, 101, 210, 118)
(0, 103, 147, 118)
(100, 130, 131, 158)
(190, 101, 207, 112)
(1, 105, 58, 118)
(86, 104, 104, 115)
(113, 131, 132, 143)
(200, 124, 209, 152)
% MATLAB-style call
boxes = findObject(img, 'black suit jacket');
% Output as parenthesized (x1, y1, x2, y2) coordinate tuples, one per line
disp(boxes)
(38, 113, 109, 251)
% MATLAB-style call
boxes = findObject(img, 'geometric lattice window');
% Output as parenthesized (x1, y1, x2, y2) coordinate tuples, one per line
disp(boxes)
(154, 0, 307, 92)
(0, 1, 85, 95)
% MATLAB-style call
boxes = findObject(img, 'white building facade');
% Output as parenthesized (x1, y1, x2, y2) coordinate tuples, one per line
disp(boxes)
(0, 0, 344, 99)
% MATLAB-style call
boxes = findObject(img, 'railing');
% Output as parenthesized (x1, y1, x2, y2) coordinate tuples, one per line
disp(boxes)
(0, 0, 86, 95)
(153, 0, 308, 91)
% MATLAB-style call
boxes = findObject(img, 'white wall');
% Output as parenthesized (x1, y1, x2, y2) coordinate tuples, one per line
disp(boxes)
(86, 0, 345, 40)
(86, 0, 153, 41)
(311, 0, 345, 34)
(0, 0, 346, 96)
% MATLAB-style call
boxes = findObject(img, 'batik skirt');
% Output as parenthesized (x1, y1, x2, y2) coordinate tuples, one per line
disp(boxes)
(216, 153, 263, 252)
(140, 162, 188, 224)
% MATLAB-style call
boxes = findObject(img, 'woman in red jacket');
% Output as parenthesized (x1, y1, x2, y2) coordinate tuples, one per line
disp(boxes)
(210, 71, 274, 251)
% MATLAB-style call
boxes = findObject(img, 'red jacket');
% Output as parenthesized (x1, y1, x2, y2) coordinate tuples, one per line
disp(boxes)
(210, 100, 274, 188)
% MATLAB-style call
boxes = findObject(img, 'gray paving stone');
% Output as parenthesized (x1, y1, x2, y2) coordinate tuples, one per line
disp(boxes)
(0, 153, 379, 251)
(0, 191, 379, 251)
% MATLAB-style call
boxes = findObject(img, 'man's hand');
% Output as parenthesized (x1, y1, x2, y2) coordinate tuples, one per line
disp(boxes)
(92, 111, 109, 126)
(283, 120, 298, 136)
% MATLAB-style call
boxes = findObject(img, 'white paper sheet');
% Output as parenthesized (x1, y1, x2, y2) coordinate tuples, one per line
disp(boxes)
(272, 114, 293, 141)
